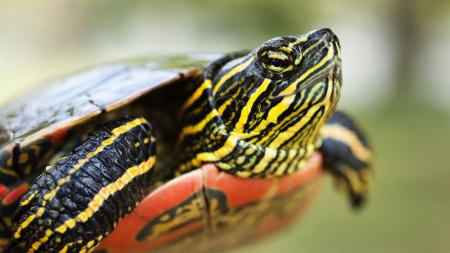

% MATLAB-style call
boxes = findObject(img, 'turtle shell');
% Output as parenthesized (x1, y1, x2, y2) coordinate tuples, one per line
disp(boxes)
(95, 154, 322, 253)
(0, 54, 220, 244)
(0, 54, 220, 186)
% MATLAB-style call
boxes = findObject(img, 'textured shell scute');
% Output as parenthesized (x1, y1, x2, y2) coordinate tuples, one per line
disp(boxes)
(0, 54, 221, 143)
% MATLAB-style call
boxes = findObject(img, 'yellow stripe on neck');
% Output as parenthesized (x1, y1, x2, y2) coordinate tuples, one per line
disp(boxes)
(212, 56, 254, 95)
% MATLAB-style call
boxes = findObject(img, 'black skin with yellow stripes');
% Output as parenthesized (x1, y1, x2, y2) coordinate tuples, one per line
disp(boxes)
(0, 28, 372, 253)
(10, 118, 156, 253)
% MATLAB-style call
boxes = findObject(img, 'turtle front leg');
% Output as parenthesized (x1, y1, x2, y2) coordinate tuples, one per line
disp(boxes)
(319, 111, 373, 208)
(9, 117, 156, 253)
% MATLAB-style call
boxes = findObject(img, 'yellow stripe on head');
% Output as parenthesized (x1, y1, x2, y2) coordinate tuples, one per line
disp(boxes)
(287, 36, 308, 48)
(234, 78, 271, 131)
(267, 51, 289, 60)
(278, 45, 334, 97)
(212, 56, 254, 95)
(182, 80, 211, 109)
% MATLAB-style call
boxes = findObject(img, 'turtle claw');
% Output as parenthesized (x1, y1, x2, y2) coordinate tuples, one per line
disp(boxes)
(332, 166, 372, 208)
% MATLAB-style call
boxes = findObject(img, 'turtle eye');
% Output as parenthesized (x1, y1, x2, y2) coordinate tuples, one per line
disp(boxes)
(258, 48, 298, 75)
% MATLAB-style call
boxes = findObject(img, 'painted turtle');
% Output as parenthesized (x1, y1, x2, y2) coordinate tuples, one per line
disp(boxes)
(0, 28, 372, 253)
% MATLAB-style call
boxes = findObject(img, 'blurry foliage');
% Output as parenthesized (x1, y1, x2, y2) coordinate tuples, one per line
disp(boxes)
(190, 0, 312, 38)
(389, 0, 450, 96)
(1, 0, 449, 103)
(81, 0, 314, 44)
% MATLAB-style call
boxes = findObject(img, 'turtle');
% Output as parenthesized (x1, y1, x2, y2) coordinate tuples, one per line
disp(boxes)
(0, 28, 372, 253)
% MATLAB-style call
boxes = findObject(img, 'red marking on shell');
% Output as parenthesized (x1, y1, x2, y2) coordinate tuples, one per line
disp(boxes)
(0, 184, 9, 200)
(97, 153, 323, 253)
(49, 128, 69, 146)
(98, 169, 205, 253)
(2, 183, 29, 206)
(202, 154, 321, 209)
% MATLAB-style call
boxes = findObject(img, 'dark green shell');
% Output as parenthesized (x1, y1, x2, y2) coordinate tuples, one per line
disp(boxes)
(0, 54, 221, 185)
(1, 54, 223, 142)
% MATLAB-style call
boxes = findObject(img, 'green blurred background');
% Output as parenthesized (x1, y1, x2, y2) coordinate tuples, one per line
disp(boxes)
(1, 0, 450, 252)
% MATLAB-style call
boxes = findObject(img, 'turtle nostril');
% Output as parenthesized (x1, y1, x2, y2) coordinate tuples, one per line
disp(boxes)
(319, 33, 332, 49)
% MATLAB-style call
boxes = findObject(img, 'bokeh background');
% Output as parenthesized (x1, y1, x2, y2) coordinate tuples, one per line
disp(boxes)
(1, 1, 450, 252)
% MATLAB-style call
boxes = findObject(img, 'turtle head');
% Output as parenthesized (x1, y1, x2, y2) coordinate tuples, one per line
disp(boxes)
(178, 28, 342, 177)
(211, 28, 342, 150)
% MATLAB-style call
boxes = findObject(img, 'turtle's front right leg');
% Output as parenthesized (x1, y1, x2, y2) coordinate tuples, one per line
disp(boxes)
(9, 116, 156, 253)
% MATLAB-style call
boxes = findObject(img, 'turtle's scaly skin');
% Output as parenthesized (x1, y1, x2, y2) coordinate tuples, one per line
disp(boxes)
(0, 28, 372, 253)
(12, 117, 156, 252)
(175, 30, 342, 178)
